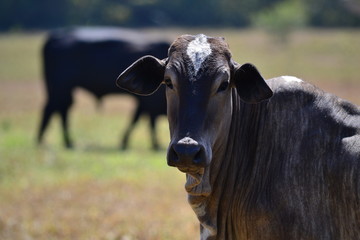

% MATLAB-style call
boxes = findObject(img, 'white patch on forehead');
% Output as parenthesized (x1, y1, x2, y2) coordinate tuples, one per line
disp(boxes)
(282, 76, 303, 83)
(186, 34, 212, 77)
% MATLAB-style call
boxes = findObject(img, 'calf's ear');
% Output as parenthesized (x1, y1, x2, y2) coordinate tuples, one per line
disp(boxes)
(233, 62, 273, 103)
(116, 55, 166, 95)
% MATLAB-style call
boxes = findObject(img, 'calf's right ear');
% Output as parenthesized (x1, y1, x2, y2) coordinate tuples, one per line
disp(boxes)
(233, 62, 273, 103)
(116, 55, 166, 96)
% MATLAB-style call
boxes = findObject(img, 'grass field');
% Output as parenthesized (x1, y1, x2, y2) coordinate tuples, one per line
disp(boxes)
(0, 28, 359, 240)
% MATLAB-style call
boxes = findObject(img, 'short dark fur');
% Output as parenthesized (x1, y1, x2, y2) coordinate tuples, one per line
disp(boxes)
(210, 80, 360, 239)
(37, 27, 169, 149)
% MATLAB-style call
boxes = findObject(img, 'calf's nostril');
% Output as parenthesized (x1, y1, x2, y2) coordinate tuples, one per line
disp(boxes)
(193, 148, 204, 165)
(167, 145, 179, 167)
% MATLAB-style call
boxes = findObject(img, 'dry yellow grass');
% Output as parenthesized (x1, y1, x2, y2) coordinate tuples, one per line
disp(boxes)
(1, 177, 198, 240)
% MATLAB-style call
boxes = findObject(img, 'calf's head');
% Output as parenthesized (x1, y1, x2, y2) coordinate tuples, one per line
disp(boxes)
(116, 34, 272, 197)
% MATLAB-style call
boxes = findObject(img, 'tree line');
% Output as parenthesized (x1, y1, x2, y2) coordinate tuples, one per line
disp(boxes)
(1, 0, 360, 31)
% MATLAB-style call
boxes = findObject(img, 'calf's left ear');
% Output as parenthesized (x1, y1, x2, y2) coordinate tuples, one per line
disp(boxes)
(233, 63, 273, 103)
(116, 55, 166, 96)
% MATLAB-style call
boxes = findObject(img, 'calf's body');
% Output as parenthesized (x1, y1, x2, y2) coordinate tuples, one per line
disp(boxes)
(116, 34, 360, 239)
(200, 77, 360, 239)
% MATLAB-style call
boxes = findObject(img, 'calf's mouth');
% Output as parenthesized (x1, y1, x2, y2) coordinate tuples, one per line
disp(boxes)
(167, 137, 212, 197)
(177, 166, 211, 197)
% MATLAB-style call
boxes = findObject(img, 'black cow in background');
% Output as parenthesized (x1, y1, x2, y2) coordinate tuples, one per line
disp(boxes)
(37, 27, 169, 150)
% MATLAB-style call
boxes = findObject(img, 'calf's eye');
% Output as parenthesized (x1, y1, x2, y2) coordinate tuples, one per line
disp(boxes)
(164, 78, 173, 89)
(217, 81, 229, 93)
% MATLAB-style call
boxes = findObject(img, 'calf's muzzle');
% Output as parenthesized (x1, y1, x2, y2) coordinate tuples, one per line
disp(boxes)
(167, 137, 207, 169)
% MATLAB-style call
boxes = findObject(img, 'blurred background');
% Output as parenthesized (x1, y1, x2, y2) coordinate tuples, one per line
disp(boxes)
(0, 0, 359, 239)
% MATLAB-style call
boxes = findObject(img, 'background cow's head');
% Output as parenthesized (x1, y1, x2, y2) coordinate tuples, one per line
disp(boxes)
(116, 34, 273, 197)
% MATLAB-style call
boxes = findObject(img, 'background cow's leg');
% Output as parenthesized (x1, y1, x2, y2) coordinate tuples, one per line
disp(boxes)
(120, 105, 142, 150)
(37, 102, 54, 145)
(149, 114, 160, 150)
(59, 98, 73, 149)
(59, 108, 72, 149)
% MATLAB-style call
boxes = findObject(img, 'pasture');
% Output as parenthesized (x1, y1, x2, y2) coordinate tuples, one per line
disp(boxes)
(0, 29, 359, 240)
